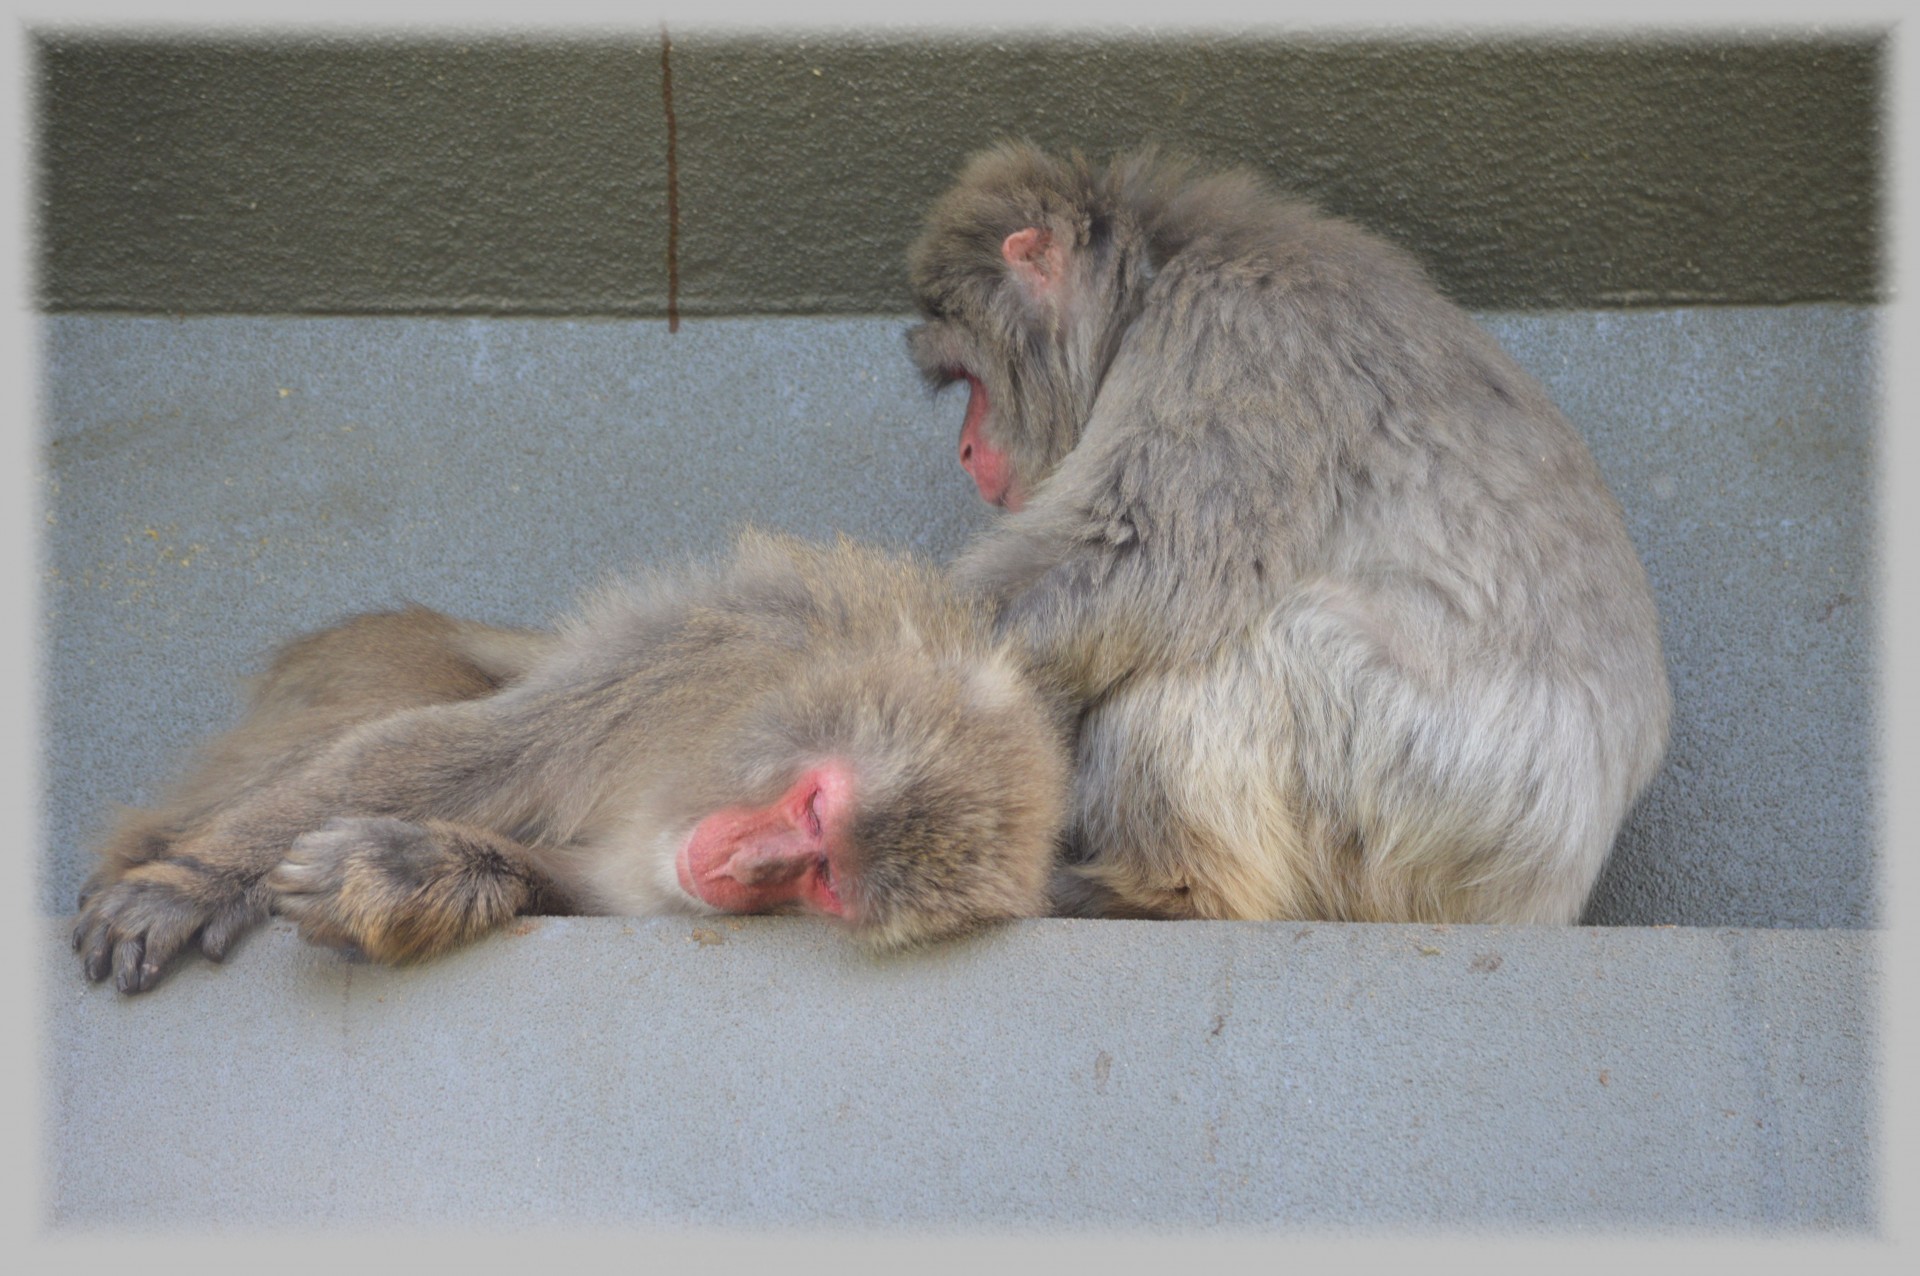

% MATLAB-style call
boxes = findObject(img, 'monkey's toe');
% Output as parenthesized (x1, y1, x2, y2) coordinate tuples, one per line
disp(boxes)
(71, 863, 263, 993)
(198, 896, 265, 961)
(265, 858, 329, 895)
(77, 923, 114, 983)
(270, 824, 362, 897)
(72, 898, 129, 983)
(116, 907, 205, 993)
(269, 836, 365, 952)
(110, 936, 148, 993)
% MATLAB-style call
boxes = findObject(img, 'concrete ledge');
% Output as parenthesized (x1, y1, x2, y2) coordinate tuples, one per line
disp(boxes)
(42, 917, 1876, 1232)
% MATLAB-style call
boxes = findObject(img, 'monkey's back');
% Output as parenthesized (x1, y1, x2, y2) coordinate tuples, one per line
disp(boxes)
(1080, 174, 1670, 922)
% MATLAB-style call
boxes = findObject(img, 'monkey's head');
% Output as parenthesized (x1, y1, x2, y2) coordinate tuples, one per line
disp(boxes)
(672, 648, 1069, 949)
(905, 142, 1176, 512)
(665, 534, 1071, 949)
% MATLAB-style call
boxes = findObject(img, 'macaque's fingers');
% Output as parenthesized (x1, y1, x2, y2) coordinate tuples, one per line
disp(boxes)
(73, 914, 115, 983)
(267, 818, 358, 896)
(199, 895, 266, 962)
(269, 816, 539, 964)
(110, 937, 146, 992)
(113, 904, 204, 994)
(70, 859, 265, 993)
(269, 818, 413, 955)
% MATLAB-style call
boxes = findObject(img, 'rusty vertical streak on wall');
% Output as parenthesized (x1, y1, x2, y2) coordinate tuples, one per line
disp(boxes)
(661, 26, 681, 333)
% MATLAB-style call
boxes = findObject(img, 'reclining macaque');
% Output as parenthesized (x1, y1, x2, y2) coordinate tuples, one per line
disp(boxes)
(73, 533, 1070, 993)
(908, 143, 1670, 924)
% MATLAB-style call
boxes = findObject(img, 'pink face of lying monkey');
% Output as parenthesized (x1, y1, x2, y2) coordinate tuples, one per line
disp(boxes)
(675, 761, 856, 918)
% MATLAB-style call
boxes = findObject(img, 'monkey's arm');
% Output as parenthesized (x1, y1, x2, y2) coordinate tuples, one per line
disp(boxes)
(267, 815, 576, 964)
(960, 359, 1340, 707)
(977, 543, 1169, 706)
(73, 696, 573, 993)
(959, 466, 1297, 707)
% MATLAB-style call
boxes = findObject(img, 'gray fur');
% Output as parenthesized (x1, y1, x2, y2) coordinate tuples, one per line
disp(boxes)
(73, 532, 1070, 991)
(907, 144, 1669, 923)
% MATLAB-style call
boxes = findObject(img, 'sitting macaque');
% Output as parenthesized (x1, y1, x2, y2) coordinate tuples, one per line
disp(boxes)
(73, 532, 1070, 993)
(907, 144, 1670, 924)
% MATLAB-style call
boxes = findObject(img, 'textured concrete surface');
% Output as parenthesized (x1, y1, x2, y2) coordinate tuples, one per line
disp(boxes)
(42, 917, 1876, 1231)
(38, 307, 1877, 928)
(33, 32, 1883, 315)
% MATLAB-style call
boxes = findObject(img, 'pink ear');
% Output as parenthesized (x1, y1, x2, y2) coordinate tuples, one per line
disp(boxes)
(1002, 227, 1064, 296)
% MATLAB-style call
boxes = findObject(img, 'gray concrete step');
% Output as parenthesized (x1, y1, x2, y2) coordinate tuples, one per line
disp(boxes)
(42, 917, 1876, 1231)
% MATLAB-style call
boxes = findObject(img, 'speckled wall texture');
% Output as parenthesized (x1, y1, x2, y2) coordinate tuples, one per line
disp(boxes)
(34, 31, 1883, 316)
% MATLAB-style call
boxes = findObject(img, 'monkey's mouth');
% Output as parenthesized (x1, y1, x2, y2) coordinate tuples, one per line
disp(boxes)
(680, 851, 846, 918)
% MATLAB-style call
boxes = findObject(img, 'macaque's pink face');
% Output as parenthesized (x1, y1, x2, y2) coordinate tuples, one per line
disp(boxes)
(952, 371, 1025, 513)
(675, 762, 857, 920)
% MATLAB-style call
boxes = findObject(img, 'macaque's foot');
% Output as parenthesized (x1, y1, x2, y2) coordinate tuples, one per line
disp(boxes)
(268, 816, 531, 964)
(71, 858, 266, 994)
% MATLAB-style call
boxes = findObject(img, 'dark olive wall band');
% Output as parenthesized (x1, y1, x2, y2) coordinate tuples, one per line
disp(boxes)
(34, 31, 1884, 316)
